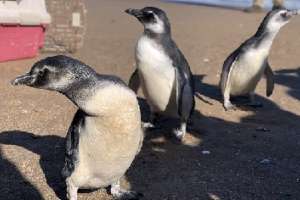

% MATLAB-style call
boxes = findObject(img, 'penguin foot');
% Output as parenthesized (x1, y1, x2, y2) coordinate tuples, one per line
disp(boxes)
(111, 187, 142, 200)
(142, 122, 162, 130)
(142, 122, 155, 129)
(173, 128, 186, 142)
(66, 178, 78, 200)
(224, 102, 237, 111)
(113, 190, 143, 200)
(110, 181, 143, 200)
(171, 121, 187, 142)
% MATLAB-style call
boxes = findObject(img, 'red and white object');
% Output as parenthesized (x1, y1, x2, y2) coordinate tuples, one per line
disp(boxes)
(0, 0, 51, 62)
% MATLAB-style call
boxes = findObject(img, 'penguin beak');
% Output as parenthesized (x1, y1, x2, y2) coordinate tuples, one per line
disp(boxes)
(125, 8, 143, 18)
(11, 73, 35, 86)
(285, 10, 299, 19)
(280, 10, 295, 21)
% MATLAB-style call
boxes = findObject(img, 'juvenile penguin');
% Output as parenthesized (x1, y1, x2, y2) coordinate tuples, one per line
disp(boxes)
(220, 9, 297, 110)
(11, 55, 143, 200)
(125, 7, 195, 140)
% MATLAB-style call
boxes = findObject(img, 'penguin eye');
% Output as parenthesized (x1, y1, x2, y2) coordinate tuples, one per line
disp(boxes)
(38, 70, 44, 76)
(145, 11, 157, 22)
(140, 11, 155, 23)
(38, 68, 49, 77)
(280, 12, 287, 18)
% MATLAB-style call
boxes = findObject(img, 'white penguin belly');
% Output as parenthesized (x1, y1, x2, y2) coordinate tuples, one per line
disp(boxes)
(71, 121, 136, 189)
(69, 86, 143, 189)
(139, 62, 175, 112)
(136, 36, 176, 113)
(229, 50, 267, 95)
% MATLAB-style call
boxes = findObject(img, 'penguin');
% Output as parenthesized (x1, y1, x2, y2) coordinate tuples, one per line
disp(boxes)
(125, 7, 195, 141)
(220, 9, 298, 110)
(11, 55, 144, 200)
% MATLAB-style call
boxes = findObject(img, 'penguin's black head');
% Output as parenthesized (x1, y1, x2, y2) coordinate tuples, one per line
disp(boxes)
(125, 7, 171, 35)
(11, 55, 95, 92)
(261, 9, 297, 32)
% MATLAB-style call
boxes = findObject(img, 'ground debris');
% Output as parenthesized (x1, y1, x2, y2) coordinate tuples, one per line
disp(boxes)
(260, 158, 271, 165)
(255, 127, 271, 132)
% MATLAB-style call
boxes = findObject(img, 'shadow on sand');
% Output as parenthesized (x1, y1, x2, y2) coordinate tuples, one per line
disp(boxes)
(126, 74, 300, 200)
(275, 67, 300, 101)
(0, 131, 66, 200)
(0, 148, 43, 200)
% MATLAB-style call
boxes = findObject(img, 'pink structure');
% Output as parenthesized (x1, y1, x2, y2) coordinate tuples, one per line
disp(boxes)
(0, 0, 51, 62)
(0, 25, 46, 62)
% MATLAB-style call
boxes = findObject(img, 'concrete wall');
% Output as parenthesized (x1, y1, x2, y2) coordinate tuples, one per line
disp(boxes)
(43, 0, 87, 53)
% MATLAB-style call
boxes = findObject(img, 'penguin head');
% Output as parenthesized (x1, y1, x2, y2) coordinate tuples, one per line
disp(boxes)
(11, 55, 95, 92)
(125, 7, 170, 35)
(263, 9, 296, 32)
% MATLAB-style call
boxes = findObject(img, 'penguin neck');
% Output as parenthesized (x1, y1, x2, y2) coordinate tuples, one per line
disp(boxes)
(62, 76, 98, 115)
(144, 27, 171, 40)
(253, 29, 278, 52)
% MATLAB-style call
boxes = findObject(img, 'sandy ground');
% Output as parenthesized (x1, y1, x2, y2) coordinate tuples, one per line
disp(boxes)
(1, 0, 300, 199)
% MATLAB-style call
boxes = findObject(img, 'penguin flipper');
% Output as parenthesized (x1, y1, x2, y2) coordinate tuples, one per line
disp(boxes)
(61, 110, 84, 179)
(176, 69, 195, 121)
(264, 62, 274, 97)
(166, 42, 195, 119)
(128, 69, 140, 93)
(220, 49, 240, 95)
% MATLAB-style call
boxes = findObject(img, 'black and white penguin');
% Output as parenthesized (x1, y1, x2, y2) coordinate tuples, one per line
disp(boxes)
(220, 9, 298, 110)
(125, 7, 195, 141)
(11, 55, 144, 200)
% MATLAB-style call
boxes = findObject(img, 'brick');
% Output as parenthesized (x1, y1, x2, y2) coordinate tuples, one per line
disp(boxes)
(43, 0, 87, 53)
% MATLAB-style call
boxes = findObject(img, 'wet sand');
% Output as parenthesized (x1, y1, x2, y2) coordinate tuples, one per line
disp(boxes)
(0, 0, 300, 199)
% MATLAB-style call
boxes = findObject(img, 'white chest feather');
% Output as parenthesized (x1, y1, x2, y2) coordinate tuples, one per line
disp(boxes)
(136, 36, 176, 112)
(70, 85, 143, 188)
(229, 47, 269, 95)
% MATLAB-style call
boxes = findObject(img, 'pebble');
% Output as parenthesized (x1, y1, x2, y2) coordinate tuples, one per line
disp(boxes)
(256, 127, 270, 132)
(202, 150, 211, 155)
(260, 159, 271, 164)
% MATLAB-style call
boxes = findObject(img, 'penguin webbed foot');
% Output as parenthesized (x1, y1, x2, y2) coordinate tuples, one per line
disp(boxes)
(66, 178, 78, 200)
(142, 121, 163, 131)
(173, 128, 185, 142)
(142, 113, 162, 130)
(110, 182, 143, 200)
(172, 121, 187, 142)
(246, 93, 263, 108)
(142, 122, 155, 129)
(224, 95, 263, 110)
(223, 101, 237, 111)
(113, 191, 143, 200)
